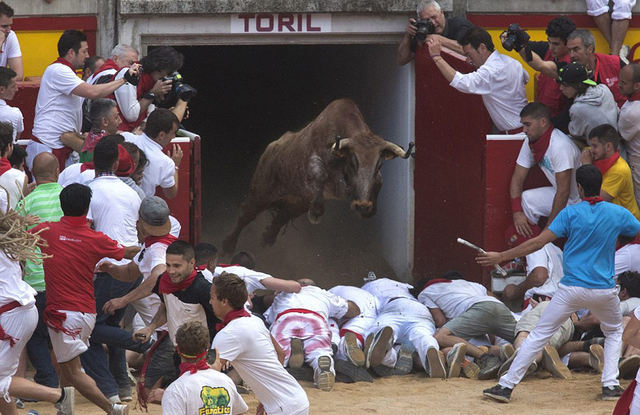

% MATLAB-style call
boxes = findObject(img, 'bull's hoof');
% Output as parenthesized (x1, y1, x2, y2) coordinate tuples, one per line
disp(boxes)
(221, 236, 237, 257)
(308, 210, 323, 224)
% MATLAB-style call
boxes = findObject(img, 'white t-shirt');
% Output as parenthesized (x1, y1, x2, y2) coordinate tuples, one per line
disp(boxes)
(418, 279, 502, 319)
(524, 243, 564, 300)
(212, 315, 309, 415)
(0, 249, 35, 307)
(329, 285, 379, 321)
(0, 31, 21, 68)
(265, 285, 348, 325)
(361, 278, 415, 308)
(212, 265, 270, 294)
(88, 175, 141, 265)
(621, 297, 640, 317)
(0, 99, 23, 142)
(516, 128, 581, 204)
(122, 132, 175, 197)
(134, 241, 169, 280)
(32, 63, 84, 148)
(619, 100, 640, 157)
(161, 368, 248, 415)
(114, 69, 148, 123)
(58, 163, 94, 187)
(615, 244, 640, 275)
(0, 167, 25, 210)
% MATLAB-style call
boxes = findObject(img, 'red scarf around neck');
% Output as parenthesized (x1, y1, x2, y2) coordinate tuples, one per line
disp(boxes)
(0, 158, 11, 176)
(52, 57, 77, 72)
(593, 151, 620, 175)
(92, 58, 120, 77)
(158, 269, 198, 295)
(144, 234, 177, 248)
(216, 308, 251, 331)
(178, 349, 210, 377)
(529, 126, 554, 164)
(421, 278, 452, 292)
(583, 196, 605, 205)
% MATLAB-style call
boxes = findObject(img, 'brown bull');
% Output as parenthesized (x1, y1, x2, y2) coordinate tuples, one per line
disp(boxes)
(222, 98, 413, 255)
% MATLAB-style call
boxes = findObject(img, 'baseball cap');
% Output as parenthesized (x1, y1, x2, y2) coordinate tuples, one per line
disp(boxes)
(557, 62, 597, 86)
(139, 196, 171, 236)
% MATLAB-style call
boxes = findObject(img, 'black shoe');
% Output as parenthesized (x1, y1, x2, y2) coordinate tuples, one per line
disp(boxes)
(335, 359, 374, 383)
(602, 385, 625, 401)
(483, 384, 512, 403)
(478, 354, 503, 380)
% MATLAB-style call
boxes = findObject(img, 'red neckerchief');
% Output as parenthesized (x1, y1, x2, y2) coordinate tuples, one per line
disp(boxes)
(137, 72, 156, 99)
(195, 265, 207, 271)
(529, 126, 553, 164)
(81, 130, 107, 154)
(52, 57, 76, 72)
(421, 278, 452, 292)
(158, 269, 198, 294)
(593, 151, 620, 175)
(613, 379, 636, 415)
(217, 263, 239, 267)
(178, 350, 210, 376)
(92, 58, 120, 77)
(583, 196, 605, 205)
(0, 157, 11, 176)
(628, 90, 640, 102)
(80, 162, 94, 172)
(216, 308, 251, 331)
(144, 234, 177, 248)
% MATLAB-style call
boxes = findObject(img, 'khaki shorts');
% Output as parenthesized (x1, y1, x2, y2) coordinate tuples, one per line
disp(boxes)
(443, 301, 516, 343)
(516, 301, 574, 349)
(48, 310, 96, 363)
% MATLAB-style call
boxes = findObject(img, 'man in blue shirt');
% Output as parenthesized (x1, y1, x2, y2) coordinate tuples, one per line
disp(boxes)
(477, 164, 640, 403)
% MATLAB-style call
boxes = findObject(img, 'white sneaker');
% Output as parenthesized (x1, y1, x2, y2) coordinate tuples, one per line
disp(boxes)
(110, 403, 129, 415)
(620, 44, 630, 65)
(55, 387, 75, 415)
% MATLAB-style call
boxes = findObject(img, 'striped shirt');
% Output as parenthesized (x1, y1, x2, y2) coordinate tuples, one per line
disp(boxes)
(17, 182, 63, 291)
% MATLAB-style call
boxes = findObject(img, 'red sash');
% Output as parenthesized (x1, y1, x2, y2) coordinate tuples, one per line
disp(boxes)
(529, 126, 553, 165)
(612, 379, 636, 415)
(0, 301, 21, 347)
(43, 309, 82, 339)
(593, 151, 620, 175)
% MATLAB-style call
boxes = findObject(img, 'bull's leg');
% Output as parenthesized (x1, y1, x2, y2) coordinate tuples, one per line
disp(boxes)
(308, 192, 325, 224)
(222, 199, 265, 256)
(262, 200, 308, 247)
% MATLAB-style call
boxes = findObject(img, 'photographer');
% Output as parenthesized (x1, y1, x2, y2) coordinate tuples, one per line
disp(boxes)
(501, 17, 576, 120)
(397, 0, 473, 66)
(114, 46, 191, 132)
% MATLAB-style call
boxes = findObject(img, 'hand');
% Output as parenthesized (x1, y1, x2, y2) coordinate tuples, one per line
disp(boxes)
(476, 251, 503, 266)
(499, 31, 508, 45)
(96, 261, 115, 274)
(147, 388, 164, 403)
(256, 402, 265, 415)
(580, 146, 594, 164)
(128, 63, 141, 76)
(406, 18, 418, 37)
(24, 214, 41, 226)
(427, 36, 442, 56)
(103, 297, 127, 315)
(150, 79, 172, 99)
(24, 181, 37, 197)
(513, 211, 534, 237)
(502, 284, 519, 301)
(169, 144, 183, 166)
(133, 326, 154, 343)
(530, 297, 540, 309)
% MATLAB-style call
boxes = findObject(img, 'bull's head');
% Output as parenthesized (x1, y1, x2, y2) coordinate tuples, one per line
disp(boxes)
(331, 134, 413, 217)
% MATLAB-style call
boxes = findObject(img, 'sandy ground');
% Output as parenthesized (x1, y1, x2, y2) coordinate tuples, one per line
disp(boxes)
(20, 371, 628, 415)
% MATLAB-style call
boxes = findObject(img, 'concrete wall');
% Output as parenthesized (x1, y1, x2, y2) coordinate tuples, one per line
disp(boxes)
(12, 1, 97, 16)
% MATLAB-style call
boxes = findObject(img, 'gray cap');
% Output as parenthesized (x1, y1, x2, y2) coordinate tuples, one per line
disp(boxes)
(139, 196, 171, 236)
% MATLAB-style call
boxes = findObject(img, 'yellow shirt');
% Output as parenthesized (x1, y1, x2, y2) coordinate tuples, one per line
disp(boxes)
(602, 157, 640, 220)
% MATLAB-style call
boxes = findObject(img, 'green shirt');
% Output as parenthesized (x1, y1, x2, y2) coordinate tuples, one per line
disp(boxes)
(17, 182, 63, 291)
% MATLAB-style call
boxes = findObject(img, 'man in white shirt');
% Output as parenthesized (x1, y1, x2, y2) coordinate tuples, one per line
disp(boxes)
(0, 2, 22, 80)
(618, 63, 640, 209)
(0, 67, 21, 142)
(211, 273, 309, 415)
(428, 26, 529, 133)
(0, 121, 27, 210)
(27, 29, 139, 171)
(509, 102, 581, 238)
(123, 108, 182, 198)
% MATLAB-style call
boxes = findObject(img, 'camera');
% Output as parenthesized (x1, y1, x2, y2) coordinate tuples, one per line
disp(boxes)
(157, 71, 197, 108)
(413, 19, 435, 42)
(502, 23, 530, 52)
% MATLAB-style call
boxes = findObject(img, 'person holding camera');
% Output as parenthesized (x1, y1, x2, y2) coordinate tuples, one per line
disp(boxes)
(397, 0, 473, 66)
(428, 26, 529, 134)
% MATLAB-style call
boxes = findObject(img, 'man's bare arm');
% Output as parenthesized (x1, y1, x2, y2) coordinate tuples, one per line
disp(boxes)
(547, 169, 572, 226)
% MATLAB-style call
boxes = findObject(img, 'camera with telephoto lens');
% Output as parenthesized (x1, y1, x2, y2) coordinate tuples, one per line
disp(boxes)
(413, 18, 435, 42)
(156, 71, 197, 108)
(502, 23, 530, 52)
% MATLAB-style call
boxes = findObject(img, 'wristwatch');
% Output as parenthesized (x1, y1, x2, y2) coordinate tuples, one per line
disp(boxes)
(142, 92, 156, 100)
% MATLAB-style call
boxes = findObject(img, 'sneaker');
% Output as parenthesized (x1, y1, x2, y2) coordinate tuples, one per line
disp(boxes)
(289, 338, 305, 369)
(460, 358, 480, 379)
(620, 44, 630, 65)
(335, 359, 373, 383)
(109, 403, 129, 415)
(118, 387, 133, 403)
(500, 343, 515, 362)
(446, 343, 467, 378)
(583, 337, 605, 352)
(15, 398, 24, 409)
(344, 332, 365, 367)
(482, 384, 512, 403)
(478, 353, 503, 380)
(363, 333, 374, 369)
(394, 341, 414, 376)
(315, 355, 335, 391)
(372, 363, 396, 377)
(589, 344, 604, 374)
(541, 345, 571, 379)
(502, 259, 524, 274)
(107, 395, 121, 404)
(366, 326, 393, 369)
(55, 387, 74, 415)
(618, 355, 640, 379)
(497, 350, 536, 379)
(426, 346, 446, 379)
(602, 385, 625, 401)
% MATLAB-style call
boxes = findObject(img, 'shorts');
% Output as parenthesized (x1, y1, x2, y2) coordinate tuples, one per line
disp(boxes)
(48, 310, 96, 363)
(443, 301, 517, 343)
(0, 303, 38, 397)
(586, 0, 636, 19)
(516, 301, 574, 349)
(144, 334, 179, 388)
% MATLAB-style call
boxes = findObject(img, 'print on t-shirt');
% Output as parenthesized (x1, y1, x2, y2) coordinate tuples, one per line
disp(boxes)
(200, 386, 232, 415)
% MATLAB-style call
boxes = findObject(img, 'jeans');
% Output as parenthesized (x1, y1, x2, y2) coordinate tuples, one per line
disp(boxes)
(26, 291, 59, 388)
(81, 272, 149, 398)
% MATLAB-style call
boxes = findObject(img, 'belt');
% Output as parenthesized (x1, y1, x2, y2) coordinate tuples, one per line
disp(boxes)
(275, 308, 325, 322)
(500, 127, 524, 135)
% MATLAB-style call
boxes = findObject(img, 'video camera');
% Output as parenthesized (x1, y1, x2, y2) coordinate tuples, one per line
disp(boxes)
(413, 19, 435, 42)
(502, 23, 533, 61)
(157, 71, 197, 108)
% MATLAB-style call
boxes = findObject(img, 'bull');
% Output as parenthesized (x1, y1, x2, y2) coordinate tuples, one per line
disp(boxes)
(222, 98, 413, 255)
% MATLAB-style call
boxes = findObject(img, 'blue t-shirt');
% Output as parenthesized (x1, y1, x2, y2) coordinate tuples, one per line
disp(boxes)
(548, 201, 640, 289)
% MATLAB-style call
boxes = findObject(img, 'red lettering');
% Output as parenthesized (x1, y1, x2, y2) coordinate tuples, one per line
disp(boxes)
(279, 13, 295, 32)
(306, 14, 321, 32)
(256, 13, 274, 32)
(238, 14, 255, 33)
(297, 14, 303, 32)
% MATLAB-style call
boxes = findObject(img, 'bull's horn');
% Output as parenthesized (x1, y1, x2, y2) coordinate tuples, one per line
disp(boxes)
(383, 141, 414, 159)
(331, 136, 352, 151)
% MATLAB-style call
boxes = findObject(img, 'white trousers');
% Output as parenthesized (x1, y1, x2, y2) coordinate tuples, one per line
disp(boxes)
(586, 0, 636, 19)
(522, 186, 555, 225)
(499, 283, 622, 389)
(627, 153, 640, 210)
(0, 304, 38, 399)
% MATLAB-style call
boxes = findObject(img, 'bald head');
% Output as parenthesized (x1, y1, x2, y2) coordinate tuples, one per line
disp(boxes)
(32, 152, 60, 183)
